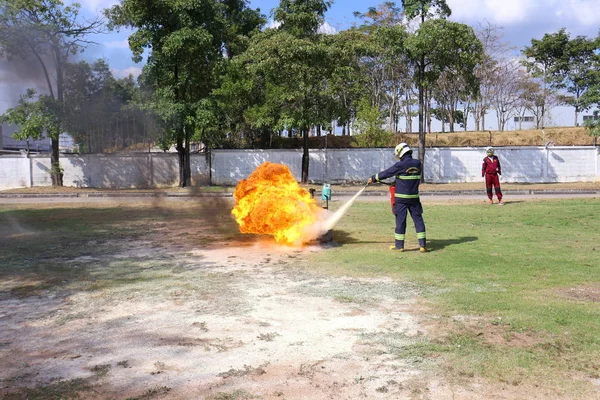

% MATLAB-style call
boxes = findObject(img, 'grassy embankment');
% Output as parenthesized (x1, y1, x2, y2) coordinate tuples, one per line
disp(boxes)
(302, 126, 598, 148)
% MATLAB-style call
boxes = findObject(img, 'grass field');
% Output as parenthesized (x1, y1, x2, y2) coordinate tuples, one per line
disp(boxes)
(310, 197, 600, 392)
(1, 197, 599, 398)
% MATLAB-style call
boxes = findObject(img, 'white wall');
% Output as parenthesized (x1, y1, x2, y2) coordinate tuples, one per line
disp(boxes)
(1, 147, 598, 190)
(0, 156, 30, 188)
(211, 147, 600, 185)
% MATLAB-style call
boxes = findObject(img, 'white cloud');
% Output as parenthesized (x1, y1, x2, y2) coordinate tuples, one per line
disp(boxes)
(560, 0, 600, 26)
(318, 22, 337, 35)
(265, 19, 337, 34)
(265, 19, 282, 29)
(103, 39, 129, 49)
(111, 66, 142, 79)
(70, 0, 119, 12)
(447, 0, 600, 27)
(447, 0, 536, 25)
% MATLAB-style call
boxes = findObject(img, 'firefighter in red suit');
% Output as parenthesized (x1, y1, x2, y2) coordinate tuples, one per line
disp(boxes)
(482, 146, 504, 205)
(367, 143, 427, 253)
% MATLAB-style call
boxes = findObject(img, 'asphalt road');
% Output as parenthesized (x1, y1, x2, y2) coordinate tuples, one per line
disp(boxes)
(0, 190, 598, 205)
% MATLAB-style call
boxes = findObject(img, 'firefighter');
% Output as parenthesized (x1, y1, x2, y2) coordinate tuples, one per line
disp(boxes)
(482, 146, 504, 205)
(367, 143, 427, 253)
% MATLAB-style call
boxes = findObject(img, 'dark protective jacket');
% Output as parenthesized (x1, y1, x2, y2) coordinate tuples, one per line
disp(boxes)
(482, 155, 502, 177)
(371, 153, 422, 204)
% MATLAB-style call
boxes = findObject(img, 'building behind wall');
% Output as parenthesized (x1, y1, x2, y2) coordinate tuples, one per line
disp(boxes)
(0, 122, 76, 153)
(513, 116, 536, 130)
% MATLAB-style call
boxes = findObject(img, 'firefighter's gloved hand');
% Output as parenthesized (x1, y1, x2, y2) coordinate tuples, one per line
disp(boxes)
(367, 177, 373, 185)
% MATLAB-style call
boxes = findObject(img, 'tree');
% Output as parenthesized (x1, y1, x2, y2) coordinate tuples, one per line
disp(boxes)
(274, 0, 332, 37)
(0, 89, 60, 159)
(487, 60, 525, 131)
(240, 27, 332, 182)
(522, 29, 568, 129)
(401, 0, 451, 170)
(321, 29, 364, 136)
(554, 33, 600, 126)
(354, 3, 411, 133)
(106, 0, 263, 186)
(234, 0, 332, 183)
(405, 17, 482, 169)
(62, 59, 150, 153)
(472, 22, 513, 131)
(584, 111, 600, 146)
(402, 0, 451, 22)
(352, 97, 393, 147)
(0, 0, 103, 186)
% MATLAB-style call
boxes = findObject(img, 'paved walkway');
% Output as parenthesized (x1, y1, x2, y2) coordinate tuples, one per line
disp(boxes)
(1, 185, 598, 205)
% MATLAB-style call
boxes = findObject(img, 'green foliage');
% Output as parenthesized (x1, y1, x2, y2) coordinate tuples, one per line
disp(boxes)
(0, 89, 61, 141)
(274, 0, 332, 37)
(106, 0, 264, 183)
(352, 98, 393, 147)
(523, 28, 600, 124)
(584, 111, 600, 145)
(1, 0, 103, 185)
(353, 2, 403, 27)
(406, 19, 483, 86)
(402, 0, 451, 21)
(522, 29, 569, 78)
(240, 28, 333, 134)
(0, 0, 101, 61)
(61, 59, 151, 152)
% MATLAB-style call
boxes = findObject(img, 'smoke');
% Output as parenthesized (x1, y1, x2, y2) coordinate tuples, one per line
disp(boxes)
(0, 56, 52, 113)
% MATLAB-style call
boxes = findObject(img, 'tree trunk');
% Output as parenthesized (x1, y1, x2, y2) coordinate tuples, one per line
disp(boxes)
(176, 127, 191, 187)
(449, 104, 455, 133)
(50, 137, 63, 186)
(417, 57, 425, 179)
(301, 127, 309, 184)
(177, 137, 185, 187)
(184, 128, 191, 186)
(389, 93, 396, 133)
(405, 92, 413, 133)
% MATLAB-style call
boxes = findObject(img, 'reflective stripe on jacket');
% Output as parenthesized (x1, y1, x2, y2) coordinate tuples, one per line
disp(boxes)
(372, 155, 422, 204)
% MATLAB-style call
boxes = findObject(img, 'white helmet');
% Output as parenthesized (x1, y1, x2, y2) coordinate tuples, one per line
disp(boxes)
(486, 146, 495, 155)
(394, 143, 412, 160)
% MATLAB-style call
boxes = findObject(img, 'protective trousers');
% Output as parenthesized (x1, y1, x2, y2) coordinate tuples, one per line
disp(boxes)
(393, 202, 426, 249)
(485, 174, 503, 201)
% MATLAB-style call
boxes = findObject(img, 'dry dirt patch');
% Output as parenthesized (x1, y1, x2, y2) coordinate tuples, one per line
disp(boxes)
(0, 237, 440, 399)
(555, 285, 600, 303)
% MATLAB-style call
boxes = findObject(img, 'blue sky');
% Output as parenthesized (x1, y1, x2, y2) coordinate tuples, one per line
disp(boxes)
(2, 0, 600, 126)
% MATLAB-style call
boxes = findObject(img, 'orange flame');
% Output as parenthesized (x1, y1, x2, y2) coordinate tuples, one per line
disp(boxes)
(231, 162, 324, 245)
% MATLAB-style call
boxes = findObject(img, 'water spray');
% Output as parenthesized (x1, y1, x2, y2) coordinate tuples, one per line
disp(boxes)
(303, 184, 369, 243)
(321, 184, 368, 231)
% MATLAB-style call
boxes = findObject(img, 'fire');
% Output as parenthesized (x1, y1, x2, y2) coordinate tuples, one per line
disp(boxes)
(231, 162, 325, 245)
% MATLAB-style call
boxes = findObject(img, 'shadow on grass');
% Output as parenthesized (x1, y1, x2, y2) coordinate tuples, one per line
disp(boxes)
(427, 236, 478, 251)
(331, 230, 478, 252)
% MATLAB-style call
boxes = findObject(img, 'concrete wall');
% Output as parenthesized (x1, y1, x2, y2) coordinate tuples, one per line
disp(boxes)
(0, 156, 30, 188)
(210, 146, 600, 185)
(0, 146, 598, 190)
(0, 153, 209, 190)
